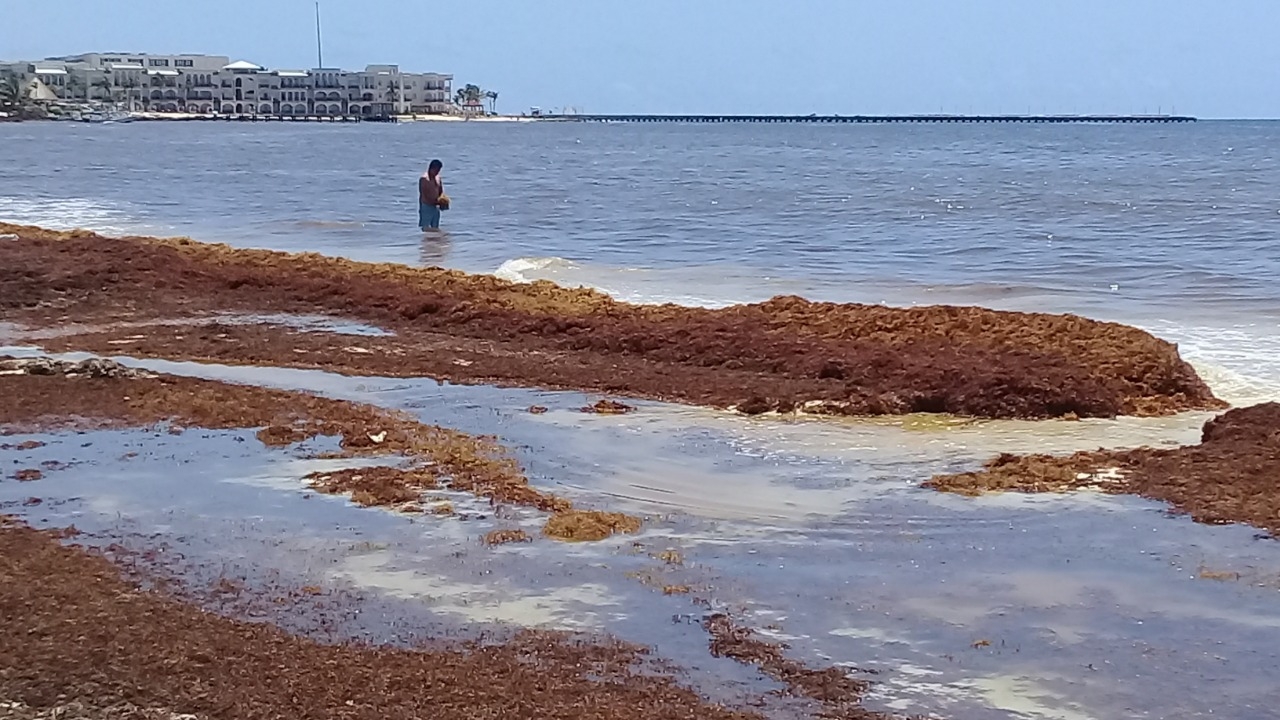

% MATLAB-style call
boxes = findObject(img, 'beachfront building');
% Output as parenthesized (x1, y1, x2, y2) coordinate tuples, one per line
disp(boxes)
(0, 52, 452, 117)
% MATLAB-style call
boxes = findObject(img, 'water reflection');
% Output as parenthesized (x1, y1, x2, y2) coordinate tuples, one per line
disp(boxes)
(420, 229, 453, 267)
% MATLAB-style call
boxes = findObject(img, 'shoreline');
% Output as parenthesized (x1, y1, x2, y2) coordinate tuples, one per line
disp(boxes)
(0, 222, 1223, 420)
(4, 111, 1207, 125)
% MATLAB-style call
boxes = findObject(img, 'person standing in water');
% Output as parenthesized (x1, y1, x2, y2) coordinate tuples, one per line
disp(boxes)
(418, 159, 445, 230)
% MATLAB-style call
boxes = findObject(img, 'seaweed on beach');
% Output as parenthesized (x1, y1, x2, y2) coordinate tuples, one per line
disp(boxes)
(0, 222, 1225, 420)
(926, 402, 1280, 536)
(0, 355, 618, 530)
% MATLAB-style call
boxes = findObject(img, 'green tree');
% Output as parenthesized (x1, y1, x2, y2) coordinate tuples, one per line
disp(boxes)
(93, 76, 114, 102)
(121, 77, 140, 109)
(0, 73, 47, 119)
(0, 72, 20, 111)
(385, 82, 400, 113)
(484, 90, 499, 115)
(454, 83, 484, 113)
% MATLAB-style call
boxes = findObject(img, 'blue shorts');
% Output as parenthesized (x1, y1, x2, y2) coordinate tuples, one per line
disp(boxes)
(419, 202, 441, 229)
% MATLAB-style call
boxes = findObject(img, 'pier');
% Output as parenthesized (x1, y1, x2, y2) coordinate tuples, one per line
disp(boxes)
(540, 114, 1196, 124)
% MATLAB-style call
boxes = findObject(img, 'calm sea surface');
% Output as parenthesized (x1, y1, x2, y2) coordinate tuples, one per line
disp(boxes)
(3, 120, 1280, 719)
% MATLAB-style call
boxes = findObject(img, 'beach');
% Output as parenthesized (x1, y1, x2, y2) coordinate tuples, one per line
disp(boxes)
(4, 120, 1280, 719)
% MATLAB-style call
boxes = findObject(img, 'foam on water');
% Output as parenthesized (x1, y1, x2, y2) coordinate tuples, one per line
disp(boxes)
(0, 195, 146, 235)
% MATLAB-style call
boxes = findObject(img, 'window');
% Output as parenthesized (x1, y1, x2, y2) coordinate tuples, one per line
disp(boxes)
(175, 59, 194, 68)
(103, 57, 121, 63)
(149, 59, 170, 67)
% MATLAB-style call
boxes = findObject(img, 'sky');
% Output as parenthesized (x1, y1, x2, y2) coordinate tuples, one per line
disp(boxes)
(3, 0, 1278, 118)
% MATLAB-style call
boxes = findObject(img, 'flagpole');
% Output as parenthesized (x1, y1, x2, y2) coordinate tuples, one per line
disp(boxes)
(315, 1, 324, 68)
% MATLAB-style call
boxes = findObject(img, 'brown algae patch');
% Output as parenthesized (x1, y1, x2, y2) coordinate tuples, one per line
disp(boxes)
(702, 613, 883, 717)
(0, 356, 639, 538)
(581, 399, 635, 415)
(0, 222, 1224, 420)
(543, 510, 643, 542)
(483, 529, 533, 545)
(305, 466, 439, 508)
(0, 519, 775, 720)
(927, 402, 1280, 536)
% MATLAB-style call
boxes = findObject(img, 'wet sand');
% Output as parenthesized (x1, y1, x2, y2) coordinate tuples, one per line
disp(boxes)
(6, 351, 1280, 718)
(0, 222, 1223, 419)
(0, 519, 771, 720)
(0, 355, 618, 537)
(0, 354, 900, 719)
(927, 402, 1280, 536)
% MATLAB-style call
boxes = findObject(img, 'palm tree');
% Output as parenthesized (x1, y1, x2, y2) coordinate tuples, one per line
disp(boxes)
(385, 83, 399, 114)
(484, 90, 499, 115)
(93, 76, 113, 103)
(66, 74, 79, 102)
(124, 78, 141, 110)
(454, 83, 484, 114)
(0, 73, 20, 111)
(0, 73, 47, 120)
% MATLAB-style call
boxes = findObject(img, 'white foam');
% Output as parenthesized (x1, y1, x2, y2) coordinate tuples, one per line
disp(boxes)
(491, 256, 759, 308)
(1146, 320, 1280, 406)
(493, 256, 577, 283)
(0, 195, 143, 234)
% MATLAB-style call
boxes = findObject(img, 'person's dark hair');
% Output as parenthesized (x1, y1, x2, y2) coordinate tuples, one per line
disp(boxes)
(429, 159, 443, 171)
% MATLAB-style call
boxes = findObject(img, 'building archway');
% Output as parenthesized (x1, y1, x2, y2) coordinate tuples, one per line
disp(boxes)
(235, 103, 243, 114)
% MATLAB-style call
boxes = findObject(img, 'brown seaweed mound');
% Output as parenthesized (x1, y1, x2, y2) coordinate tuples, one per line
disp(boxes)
(0, 520, 765, 720)
(483, 528, 533, 545)
(927, 402, 1280, 535)
(305, 466, 439, 507)
(543, 510, 643, 542)
(0, 222, 1223, 420)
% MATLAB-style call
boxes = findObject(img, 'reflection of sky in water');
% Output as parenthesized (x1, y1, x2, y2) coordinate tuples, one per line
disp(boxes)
(3, 352, 1280, 719)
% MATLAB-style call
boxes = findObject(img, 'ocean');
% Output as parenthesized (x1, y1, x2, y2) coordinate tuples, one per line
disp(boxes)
(3, 119, 1280, 719)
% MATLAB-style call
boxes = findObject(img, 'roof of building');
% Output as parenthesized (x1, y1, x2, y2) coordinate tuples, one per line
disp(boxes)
(146, 69, 180, 76)
(275, 70, 309, 77)
(223, 60, 263, 71)
(109, 63, 145, 70)
(33, 66, 68, 74)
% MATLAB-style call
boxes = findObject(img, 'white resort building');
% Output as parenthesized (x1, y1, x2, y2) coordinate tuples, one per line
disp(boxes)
(1, 52, 453, 117)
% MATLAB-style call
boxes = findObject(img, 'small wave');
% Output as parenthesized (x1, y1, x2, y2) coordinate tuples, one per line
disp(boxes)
(1155, 322, 1280, 406)
(290, 220, 368, 230)
(492, 256, 764, 308)
(493, 257, 580, 283)
(0, 196, 140, 234)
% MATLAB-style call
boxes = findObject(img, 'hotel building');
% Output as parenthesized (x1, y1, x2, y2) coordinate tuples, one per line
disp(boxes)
(1, 52, 453, 116)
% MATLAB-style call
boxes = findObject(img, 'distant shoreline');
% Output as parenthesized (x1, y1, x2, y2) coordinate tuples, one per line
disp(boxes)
(7, 111, 1201, 125)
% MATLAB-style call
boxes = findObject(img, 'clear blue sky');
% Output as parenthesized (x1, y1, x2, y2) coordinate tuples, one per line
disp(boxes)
(5, 0, 1278, 118)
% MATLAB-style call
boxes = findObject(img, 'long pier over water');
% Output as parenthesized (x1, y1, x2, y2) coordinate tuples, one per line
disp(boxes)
(542, 114, 1196, 124)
